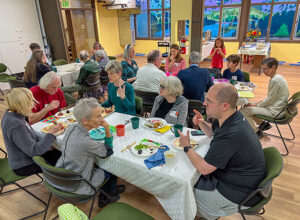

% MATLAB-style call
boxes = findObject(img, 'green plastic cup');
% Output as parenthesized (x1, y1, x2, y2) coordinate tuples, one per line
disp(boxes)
(171, 124, 183, 137)
(130, 117, 140, 129)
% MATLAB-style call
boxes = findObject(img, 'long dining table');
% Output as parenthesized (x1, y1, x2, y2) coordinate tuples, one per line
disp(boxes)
(32, 112, 211, 220)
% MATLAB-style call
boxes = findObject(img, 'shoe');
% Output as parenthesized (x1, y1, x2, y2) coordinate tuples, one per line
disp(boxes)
(258, 121, 272, 131)
(109, 184, 126, 197)
(256, 130, 264, 139)
(98, 192, 120, 208)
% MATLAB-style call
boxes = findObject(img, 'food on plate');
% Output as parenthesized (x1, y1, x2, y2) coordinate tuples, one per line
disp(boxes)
(56, 110, 73, 117)
(144, 120, 163, 128)
(173, 138, 197, 149)
(41, 122, 69, 134)
(134, 143, 149, 150)
(105, 108, 113, 113)
(67, 118, 76, 123)
(132, 142, 157, 156)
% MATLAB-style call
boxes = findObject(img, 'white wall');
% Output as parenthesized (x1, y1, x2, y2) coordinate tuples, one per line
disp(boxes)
(0, 0, 43, 74)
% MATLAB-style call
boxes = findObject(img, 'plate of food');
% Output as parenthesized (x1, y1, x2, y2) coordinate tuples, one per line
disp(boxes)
(66, 118, 76, 123)
(55, 109, 73, 118)
(89, 127, 113, 141)
(172, 138, 199, 150)
(235, 83, 252, 91)
(214, 78, 229, 84)
(101, 108, 114, 118)
(143, 118, 166, 129)
(40, 122, 69, 136)
(131, 142, 158, 157)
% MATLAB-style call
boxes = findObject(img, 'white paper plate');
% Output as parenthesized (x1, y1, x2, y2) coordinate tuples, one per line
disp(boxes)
(142, 118, 167, 129)
(171, 138, 198, 150)
(55, 110, 73, 118)
(131, 142, 158, 157)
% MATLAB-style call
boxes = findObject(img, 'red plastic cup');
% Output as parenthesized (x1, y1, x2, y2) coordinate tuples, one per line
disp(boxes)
(116, 124, 125, 136)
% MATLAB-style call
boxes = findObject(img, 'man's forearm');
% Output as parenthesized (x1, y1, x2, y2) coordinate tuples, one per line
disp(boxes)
(28, 108, 49, 124)
(198, 121, 213, 138)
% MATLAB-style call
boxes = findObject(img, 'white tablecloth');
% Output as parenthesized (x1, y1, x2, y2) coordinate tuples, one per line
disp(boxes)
(238, 42, 271, 57)
(32, 112, 211, 220)
(56, 63, 83, 86)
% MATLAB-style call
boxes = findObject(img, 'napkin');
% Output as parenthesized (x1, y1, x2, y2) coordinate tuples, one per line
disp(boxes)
(144, 145, 170, 169)
(154, 125, 171, 134)
(41, 116, 59, 123)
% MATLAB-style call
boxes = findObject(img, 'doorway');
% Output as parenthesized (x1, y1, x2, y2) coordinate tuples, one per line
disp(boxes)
(59, 0, 98, 62)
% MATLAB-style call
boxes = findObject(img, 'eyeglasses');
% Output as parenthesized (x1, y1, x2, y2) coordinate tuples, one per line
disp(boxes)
(160, 85, 165, 89)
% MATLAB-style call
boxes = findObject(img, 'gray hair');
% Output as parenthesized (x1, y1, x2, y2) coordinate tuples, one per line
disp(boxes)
(147, 50, 161, 63)
(94, 49, 107, 59)
(73, 98, 100, 124)
(39, 71, 61, 90)
(105, 60, 122, 73)
(261, 57, 279, 70)
(123, 44, 133, 60)
(160, 76, 183, 97)
(79, 50, 89, 61)
(189, 51, 202, 64)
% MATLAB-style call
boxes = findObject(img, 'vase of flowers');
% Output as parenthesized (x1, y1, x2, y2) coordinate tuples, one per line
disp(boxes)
(247, 30, 261, 42)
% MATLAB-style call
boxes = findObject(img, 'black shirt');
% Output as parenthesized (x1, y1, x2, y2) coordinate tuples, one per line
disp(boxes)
(154, 98, 174, 119)
(197, 111, 266, 206)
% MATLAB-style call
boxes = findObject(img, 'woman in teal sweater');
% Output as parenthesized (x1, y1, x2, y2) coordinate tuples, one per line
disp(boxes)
(102, 60, 136, 115)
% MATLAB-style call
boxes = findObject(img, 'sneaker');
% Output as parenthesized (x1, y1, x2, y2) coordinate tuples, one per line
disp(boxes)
(258, 121, 272, 131)
(256, 130, 264, 139)
(98, 192, 120, 208)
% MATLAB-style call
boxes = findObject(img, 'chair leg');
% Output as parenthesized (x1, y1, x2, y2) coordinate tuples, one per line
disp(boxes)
(263, 122, 296, 156)
(240, 213, 247, 220)
(0, 173, 43, 195)
(15, 182, 47, 220)
(43, 193, 53, 220)
(88, 196, 97, 219)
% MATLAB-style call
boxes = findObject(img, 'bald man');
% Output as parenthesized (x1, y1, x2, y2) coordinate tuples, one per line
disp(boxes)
(179, 84, 266, 220)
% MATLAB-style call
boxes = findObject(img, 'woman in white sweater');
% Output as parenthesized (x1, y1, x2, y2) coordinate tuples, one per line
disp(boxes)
(240, 57, 289, 138)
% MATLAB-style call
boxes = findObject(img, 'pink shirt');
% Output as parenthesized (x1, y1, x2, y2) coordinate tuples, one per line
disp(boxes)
(164, 58, 186, 76)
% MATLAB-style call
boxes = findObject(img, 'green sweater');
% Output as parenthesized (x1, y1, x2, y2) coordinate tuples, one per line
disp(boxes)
(76, 60, 100, 85)
(101, 82, 136, 115)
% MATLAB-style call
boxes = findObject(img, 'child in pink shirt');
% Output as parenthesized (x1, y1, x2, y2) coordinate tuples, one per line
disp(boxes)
(165, 44, 186, 76)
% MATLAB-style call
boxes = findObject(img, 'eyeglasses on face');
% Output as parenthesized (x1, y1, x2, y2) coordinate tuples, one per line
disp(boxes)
(160, 85, 165, 89)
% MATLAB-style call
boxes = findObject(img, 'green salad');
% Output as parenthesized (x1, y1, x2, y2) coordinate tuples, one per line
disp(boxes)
(134, 143, 148, 150)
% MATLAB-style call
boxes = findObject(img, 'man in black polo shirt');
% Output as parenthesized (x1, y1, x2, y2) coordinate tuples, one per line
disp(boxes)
(178, 84, 266, 220)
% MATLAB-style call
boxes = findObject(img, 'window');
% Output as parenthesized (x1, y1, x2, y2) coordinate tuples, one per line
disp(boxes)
(135, 0, 171, 39)
(203, 0, 242, 39)
(248, 0, 300, 41)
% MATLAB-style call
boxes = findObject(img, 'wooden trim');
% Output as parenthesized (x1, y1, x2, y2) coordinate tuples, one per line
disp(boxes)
(238, 0, 250, 47)
(65, 10, 77, 60)
(56, 0, 69, 62)
(61, 7, 94, 11)
(92, 0, 99, 41)
(291, 3, 300, 40)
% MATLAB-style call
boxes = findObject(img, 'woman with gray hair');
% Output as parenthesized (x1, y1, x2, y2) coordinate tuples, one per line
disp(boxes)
(151, 76, 189, 125)
(121, 44, 138, 83)
(56, 98, 125, 207)
(101, 60, 136, 115)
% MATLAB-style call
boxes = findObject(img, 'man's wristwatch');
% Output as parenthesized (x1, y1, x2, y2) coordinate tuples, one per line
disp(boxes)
(184, 146, 192, 153)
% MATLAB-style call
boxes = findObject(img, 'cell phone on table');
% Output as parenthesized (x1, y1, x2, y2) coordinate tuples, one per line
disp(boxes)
(191, 130, 205, 136)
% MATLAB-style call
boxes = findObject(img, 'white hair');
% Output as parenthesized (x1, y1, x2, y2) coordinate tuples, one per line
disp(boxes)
(123, 44, 133, 60)
(160, 76, 183, 97)
(79, 50, 89, 61)
(73, 98, 100, 124)
(105, 60, 122, 73)
(39, 71, 61, 90)
(189, 51, 202, 64)
(94, 49, 107, 59)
